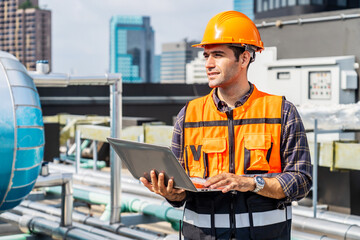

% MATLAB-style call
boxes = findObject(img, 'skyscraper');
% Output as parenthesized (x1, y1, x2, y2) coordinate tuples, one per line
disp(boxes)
(110, 16, 154, 83)
(0, 0, 51, 71)
(160, 40, 201, 83)
(234, 0, 255, 20)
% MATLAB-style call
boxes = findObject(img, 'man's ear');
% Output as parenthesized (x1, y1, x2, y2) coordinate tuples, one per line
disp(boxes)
(240, 51, 251, 67)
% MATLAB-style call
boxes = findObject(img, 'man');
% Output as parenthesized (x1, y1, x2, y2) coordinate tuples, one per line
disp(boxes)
(141, 11, 312, 239)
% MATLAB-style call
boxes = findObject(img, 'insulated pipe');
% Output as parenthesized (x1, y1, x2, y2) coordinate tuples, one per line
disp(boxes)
(20, 200, 165, 240)
(34, 172, 73, 227)
(292, 215, 360, 240)
(291, 230, 337, 240)
(293, 205, 360, 227)
(93, 140, 98, 171)
(48, 163, 163, 200)
(12, 206, 133, 240)
(30, 73, 121, 87)
(44, 185, 183, 227)
(0, 212, 109, 240)
(110, 80, 122, 224)
(75, 130, 81, 174)
(0, 234, 36, 240)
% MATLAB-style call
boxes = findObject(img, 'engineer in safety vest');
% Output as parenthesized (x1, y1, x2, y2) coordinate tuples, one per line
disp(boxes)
(141, 10, 312, 240)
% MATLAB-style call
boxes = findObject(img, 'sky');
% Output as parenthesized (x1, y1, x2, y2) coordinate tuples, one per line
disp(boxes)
(40, 0, 233, 75)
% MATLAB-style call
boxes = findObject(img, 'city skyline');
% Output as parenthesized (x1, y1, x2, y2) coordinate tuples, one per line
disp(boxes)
(39, 0, 232, 75)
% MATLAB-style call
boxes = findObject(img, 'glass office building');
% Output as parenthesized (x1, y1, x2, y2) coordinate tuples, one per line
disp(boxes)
(110, 16, 154, 83)
(160, 40, 201, 83)
(234, 0, 255, 20)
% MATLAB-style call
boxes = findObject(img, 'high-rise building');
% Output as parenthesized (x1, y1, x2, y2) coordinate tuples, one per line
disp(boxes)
(254, 0, 359, 19)
(153, 55, 161, 83)
(234, 0, 255, 20)
(110, 16, 154, 83)
(160, 40, 201, 83)
(0, 0, 51, 71)
(186, 51, 207, 84)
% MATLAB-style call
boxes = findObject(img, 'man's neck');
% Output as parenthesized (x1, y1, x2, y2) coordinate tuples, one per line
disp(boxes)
(217, 82, 250, 108)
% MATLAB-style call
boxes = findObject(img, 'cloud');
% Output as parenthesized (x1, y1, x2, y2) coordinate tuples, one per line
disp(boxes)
(40, 0, 233, 75)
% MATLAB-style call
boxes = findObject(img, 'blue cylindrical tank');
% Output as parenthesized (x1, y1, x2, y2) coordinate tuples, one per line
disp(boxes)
(0, 51, 44, 211)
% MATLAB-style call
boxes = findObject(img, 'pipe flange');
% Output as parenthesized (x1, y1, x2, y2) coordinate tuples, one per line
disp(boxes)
(19, 215, 35, 233)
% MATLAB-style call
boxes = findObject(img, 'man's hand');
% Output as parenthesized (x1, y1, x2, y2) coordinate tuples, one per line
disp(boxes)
(204, 173, 286, 199)
(203, 173, 255, 193)
(140, 170, 186, 202)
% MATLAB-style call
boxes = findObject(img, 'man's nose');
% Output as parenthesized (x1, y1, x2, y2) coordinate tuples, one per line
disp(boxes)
(205, 56, 215, 69)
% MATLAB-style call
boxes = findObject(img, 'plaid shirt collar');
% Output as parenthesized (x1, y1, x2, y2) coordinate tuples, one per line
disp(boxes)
(212, 82, 254, 112)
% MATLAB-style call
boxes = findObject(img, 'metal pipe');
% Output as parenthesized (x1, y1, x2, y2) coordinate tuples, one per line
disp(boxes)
(48, 164, 164, 200)
(256, 13, 360, 29)
(291, 230, 337, 240)
(12, 206, 133, 240)
(20, 200, 165, 240)
(49, 162, 138, 184)
(93, 140, 98, 171)
(292, 214, 360, 240)
(75, 130, 81, 174)
(35, 172, 73, 227)
(110, 79, 122, 224)
(43, 184, 182, 226)
(30, 73, 121, 87)
(0, 212, 109, 240)
(293, 205, 360, 227)
(0, 234, 36, 240)
(313, 119, 318, 218)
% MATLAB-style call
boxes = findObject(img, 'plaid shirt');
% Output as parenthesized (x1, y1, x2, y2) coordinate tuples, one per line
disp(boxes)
(171, 83, 312, 202)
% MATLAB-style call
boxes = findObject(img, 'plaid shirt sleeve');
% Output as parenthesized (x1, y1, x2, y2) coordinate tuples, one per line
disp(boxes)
(275, 100, 313, 202)
(171, 106, 186, 168)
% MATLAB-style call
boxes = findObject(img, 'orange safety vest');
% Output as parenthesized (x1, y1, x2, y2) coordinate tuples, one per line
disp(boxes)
(183, 86, 283, 178)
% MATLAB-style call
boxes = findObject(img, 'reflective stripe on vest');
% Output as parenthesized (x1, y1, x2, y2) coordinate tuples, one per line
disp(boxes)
(183, 86, 283, 178)
(183, 206, 292, 229)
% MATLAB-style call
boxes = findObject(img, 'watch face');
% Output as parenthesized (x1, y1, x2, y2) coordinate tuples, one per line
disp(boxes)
(255, 176, 265, 186)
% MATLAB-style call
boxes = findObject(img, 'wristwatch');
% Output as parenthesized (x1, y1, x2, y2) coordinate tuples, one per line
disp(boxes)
(252, 176, 265, 193)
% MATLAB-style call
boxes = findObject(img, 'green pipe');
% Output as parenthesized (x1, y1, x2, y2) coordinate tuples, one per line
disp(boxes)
(45, 186, 183, 230)
(0, 234, 35, 240)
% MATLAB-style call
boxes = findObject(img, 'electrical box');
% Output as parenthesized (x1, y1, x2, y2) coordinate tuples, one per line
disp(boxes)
(249, 47, 358, 106)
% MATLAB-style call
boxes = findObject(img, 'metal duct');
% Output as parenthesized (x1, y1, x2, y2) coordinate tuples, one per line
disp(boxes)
(0, 51, 44, 212)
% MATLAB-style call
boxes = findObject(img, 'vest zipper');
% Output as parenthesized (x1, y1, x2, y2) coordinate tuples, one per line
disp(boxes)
(226, 110, 235, 173)
(230, 191, 237, 237)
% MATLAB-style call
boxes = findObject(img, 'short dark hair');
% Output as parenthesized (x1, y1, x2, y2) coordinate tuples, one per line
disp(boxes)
(227, 45, 252, 69)
(227, 45, 245, 62)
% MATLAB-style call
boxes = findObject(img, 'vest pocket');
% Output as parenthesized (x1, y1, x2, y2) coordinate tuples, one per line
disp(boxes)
(202, 138, 227, 177)
(244, 134, 272, 174)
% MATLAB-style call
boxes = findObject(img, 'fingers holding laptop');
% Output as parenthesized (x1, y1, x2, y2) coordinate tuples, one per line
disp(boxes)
(140, 170, 186, 202)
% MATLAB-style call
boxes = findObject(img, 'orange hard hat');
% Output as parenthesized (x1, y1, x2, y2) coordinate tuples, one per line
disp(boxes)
(192, 11, 264, 52)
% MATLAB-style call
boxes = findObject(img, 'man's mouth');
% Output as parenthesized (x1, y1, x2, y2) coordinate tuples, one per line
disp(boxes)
(207, 72, 219, 76)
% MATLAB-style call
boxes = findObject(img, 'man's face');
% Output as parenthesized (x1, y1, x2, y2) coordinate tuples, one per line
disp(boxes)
(203, 44, 242, 89)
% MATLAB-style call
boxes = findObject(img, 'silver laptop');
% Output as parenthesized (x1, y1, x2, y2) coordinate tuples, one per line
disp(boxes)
(107, 138, 221, 192)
